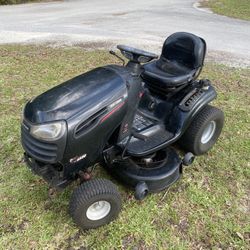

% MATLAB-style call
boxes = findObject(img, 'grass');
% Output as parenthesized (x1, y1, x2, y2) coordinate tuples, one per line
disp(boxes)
(0, 45, 249, 249)
(201, 0, 250, 21)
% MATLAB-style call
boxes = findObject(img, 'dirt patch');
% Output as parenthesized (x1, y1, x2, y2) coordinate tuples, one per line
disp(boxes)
(73, 41, 114, 50)
(17, 218, 30, 231)
(1, 224, 16, 234)
(206, 50, 250, 68)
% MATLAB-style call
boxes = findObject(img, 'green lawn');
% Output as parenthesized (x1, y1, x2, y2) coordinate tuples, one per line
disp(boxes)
(201, 0, 250, 21)
(0, 45, 249, 249)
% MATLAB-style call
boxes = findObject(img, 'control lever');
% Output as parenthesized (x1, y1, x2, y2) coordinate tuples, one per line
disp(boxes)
(132, 131, 148, 141)
(121, 130, 148, 160)
(109, 50, 125, 66)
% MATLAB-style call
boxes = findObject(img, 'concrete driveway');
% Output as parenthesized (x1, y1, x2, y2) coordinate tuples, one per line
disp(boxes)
(0, 0, 249, 66)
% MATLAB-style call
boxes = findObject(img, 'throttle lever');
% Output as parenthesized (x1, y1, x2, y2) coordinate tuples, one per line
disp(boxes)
(109, 50, 125, 66)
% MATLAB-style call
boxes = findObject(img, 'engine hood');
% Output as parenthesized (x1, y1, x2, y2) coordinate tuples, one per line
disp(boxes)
(24, 66, 128, 124)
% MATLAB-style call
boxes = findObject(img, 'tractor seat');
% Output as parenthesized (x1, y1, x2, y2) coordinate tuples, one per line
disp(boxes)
(142, 32, 206, 90)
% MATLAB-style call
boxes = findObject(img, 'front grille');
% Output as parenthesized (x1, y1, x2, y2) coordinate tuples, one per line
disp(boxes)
(21, 125, 59, 163)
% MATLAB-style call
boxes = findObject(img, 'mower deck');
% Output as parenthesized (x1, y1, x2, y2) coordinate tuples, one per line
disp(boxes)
(105, 147, 182, 193)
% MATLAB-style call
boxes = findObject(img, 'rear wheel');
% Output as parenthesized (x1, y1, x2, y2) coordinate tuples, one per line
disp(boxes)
(69, 178, 121, 230)
(179, 105, 224, 155)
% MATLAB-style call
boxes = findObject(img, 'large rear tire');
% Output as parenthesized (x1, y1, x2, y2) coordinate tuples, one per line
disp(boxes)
(179, 105, 224, 155)
(69, 178, 121, 230)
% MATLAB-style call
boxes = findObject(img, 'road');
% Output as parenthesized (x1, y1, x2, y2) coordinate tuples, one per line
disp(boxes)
(0, 0, 249, 66)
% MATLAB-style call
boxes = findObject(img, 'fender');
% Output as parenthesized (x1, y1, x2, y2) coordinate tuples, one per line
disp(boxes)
(177, 83, 217, 136)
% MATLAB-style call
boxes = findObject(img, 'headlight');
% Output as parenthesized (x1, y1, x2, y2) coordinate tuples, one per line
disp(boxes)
(30, 121, 66, 141)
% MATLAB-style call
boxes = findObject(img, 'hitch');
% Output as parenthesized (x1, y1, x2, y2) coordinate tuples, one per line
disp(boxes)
(78, 170, 92, 183)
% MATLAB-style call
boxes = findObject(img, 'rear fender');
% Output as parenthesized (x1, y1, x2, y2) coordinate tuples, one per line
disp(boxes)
(177, 84, 217, 136)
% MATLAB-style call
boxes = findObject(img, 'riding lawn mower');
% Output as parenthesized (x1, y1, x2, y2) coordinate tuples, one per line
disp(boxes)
(21, 32, 224, 229)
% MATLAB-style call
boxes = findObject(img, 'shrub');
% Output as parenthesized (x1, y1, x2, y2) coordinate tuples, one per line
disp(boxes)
(0, 0, 38, 4)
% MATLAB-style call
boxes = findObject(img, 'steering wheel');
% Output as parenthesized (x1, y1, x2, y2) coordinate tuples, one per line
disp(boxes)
(117, 45, 158, 64)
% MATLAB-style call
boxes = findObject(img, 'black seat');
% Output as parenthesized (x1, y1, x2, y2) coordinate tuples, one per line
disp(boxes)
(142, 32, 206, 92)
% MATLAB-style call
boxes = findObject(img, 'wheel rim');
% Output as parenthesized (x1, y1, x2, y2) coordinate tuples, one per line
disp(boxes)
(201, 121, 216, 144)
(86, 200, 111, 221)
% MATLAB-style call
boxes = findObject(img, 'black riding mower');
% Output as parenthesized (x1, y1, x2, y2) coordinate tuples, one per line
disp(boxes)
(21, 32, 224, 230)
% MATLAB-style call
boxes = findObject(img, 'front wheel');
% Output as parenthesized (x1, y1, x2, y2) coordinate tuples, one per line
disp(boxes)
(179, 105, 224, 155)
(69, 178, 121, 230)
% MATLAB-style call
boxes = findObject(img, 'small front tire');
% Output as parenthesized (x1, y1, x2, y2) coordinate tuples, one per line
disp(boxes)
(69, 178, 122, 230)
(183, 152, 195, 166)
(135, 182, 149, 200)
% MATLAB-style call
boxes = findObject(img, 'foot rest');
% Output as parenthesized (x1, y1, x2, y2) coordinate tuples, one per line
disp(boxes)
(127, 124, 174, 155)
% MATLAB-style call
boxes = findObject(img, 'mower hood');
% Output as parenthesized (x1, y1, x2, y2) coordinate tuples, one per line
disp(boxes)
(24, 66, 127, 124)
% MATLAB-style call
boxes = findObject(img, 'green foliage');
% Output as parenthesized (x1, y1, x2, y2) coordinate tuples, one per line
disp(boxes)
(0, 0, 38, 5)
(202, 0, 250, 20)
(0, 45, 249, 249)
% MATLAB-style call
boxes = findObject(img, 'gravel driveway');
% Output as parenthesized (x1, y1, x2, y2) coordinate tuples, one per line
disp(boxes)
(0, 0, 249, 67)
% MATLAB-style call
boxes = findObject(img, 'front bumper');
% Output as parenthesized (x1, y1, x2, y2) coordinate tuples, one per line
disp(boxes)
(24, 153, 70, 189)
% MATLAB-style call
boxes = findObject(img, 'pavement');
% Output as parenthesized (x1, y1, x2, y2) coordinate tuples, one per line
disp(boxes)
(0, 0, 249, 67)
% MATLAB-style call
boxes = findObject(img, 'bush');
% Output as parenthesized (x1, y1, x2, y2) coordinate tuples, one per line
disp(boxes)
(0, 0, 38, 4)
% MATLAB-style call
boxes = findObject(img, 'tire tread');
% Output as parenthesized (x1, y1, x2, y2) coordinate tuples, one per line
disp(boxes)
(69, 178, 121, 229)
(179, 105, 224, 155)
